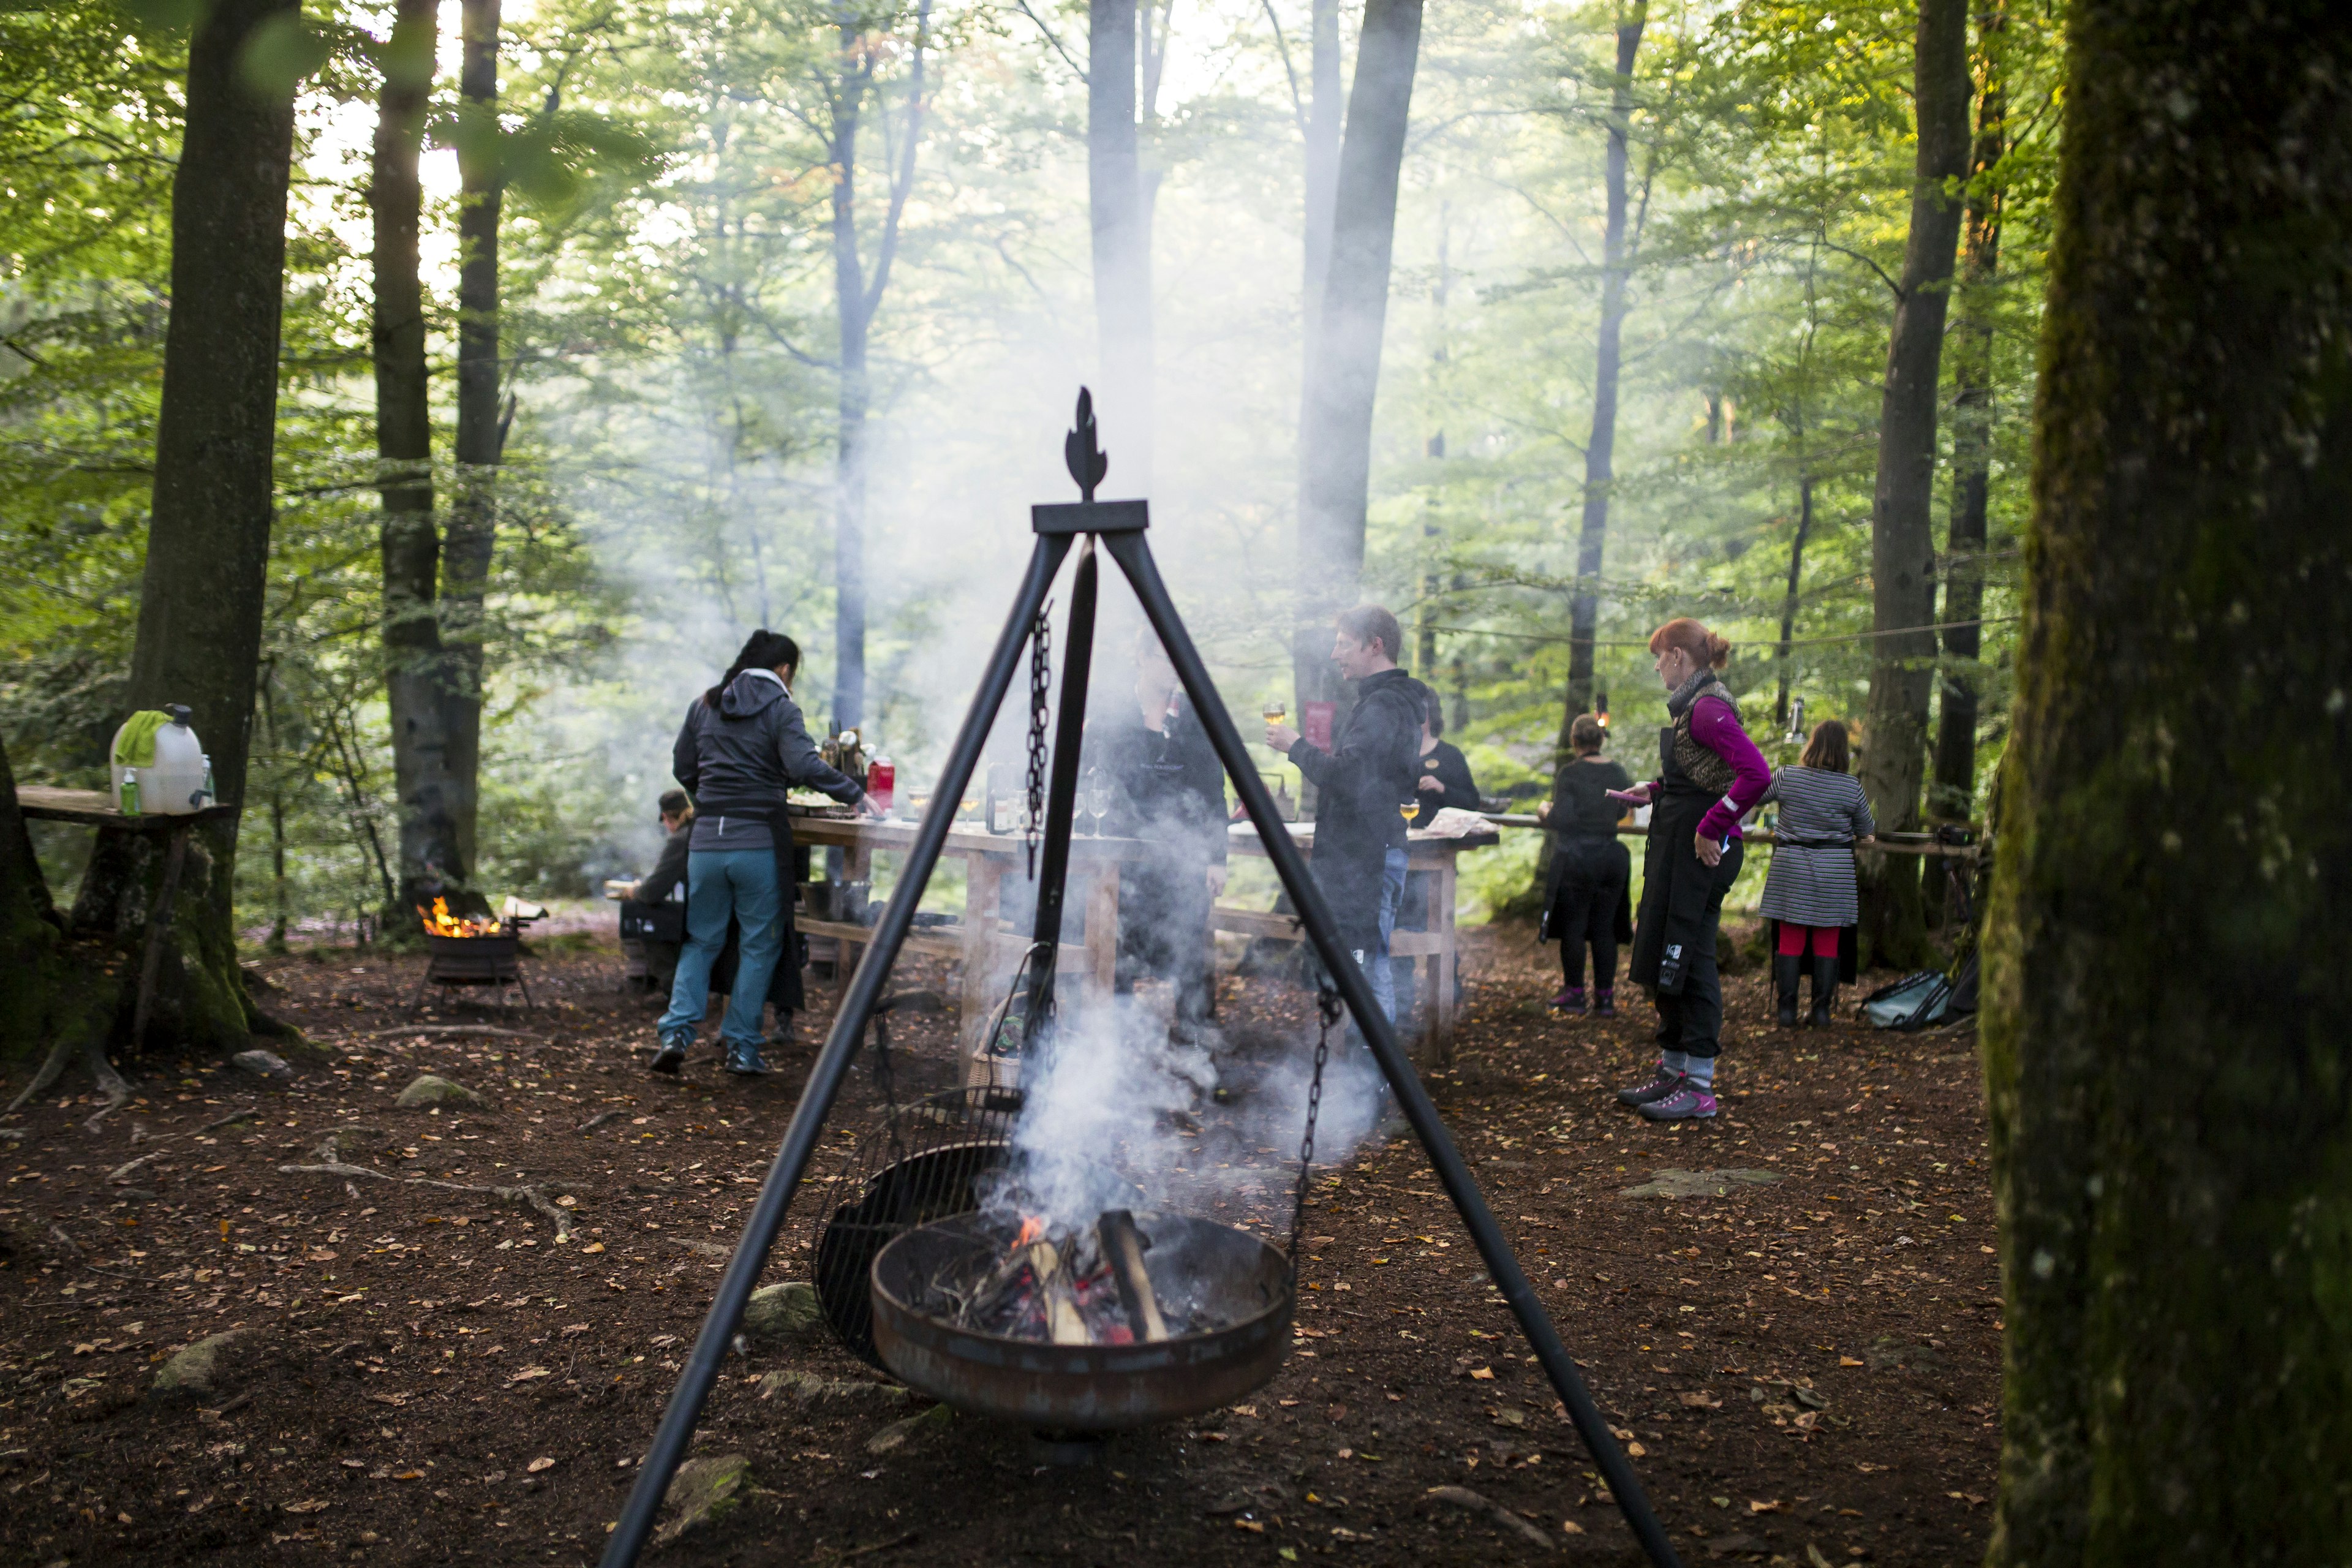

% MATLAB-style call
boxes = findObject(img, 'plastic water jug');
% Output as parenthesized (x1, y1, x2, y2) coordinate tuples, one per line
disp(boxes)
(110, 706, 211, 815)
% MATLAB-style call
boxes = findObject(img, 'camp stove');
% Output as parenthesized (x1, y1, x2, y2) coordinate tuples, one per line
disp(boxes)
(410, 897, 545, 1012)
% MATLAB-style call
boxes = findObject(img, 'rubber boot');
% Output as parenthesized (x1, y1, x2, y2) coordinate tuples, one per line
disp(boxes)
(1809, 965, 1839, 1028)
(1774, 955, 1801, 1028)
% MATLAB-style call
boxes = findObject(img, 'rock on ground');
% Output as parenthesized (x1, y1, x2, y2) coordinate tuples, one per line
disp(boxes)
(232, 1049, 292, 1079)
(151, 1330, 252, 1400)
(1618, 1167, 1783, 1199)
(655, 1453, 752, 1544)
(757, 1370, 917, 1408)
(394, 1074, 484, 1109)
(741, 1281, 824, 1343)
(864, 1403, 952, 1456)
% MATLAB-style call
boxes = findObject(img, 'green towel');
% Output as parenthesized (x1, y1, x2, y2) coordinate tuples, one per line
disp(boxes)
(111, 710, 173, 767)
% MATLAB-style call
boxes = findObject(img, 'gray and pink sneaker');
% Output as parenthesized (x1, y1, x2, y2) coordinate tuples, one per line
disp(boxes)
(1638, 1082, 1718, 1121)
(1615, 1066, 1685, 1107)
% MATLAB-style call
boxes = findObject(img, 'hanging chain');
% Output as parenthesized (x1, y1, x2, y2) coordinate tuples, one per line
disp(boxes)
(1024, 604, 1052, 879)
(1286, 981, 1341, 1270)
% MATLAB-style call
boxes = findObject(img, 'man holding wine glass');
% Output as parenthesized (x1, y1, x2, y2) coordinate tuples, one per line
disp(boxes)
(1264, 605, 1424, 1023)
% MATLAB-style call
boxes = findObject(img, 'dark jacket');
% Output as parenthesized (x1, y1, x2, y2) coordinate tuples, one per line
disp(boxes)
(1541, 756, 1634, 944)
(1415, 740, 1482, 815)
(673, 671, 863, 850)
(1288, 667, 1423, 940)
(1093, 702, 1229, 865)
(638, 822, 693, 905)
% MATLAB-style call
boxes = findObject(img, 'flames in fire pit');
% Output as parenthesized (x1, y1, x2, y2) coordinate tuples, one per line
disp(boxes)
(922, 1210, 1212, 1346)
(419, 897, 505, 938)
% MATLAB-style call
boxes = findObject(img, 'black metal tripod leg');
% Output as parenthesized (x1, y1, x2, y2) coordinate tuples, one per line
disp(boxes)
(600, 532, 1074, 1568)
(1101, 529, 1684, 1568)
(1021, 538, 1099, 1034)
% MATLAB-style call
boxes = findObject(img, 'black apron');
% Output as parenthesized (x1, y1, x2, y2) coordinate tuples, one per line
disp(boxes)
(1540, 834, 1634, 944)
(1628, 727, 1744, 992)
(703, 802, 806, 1014)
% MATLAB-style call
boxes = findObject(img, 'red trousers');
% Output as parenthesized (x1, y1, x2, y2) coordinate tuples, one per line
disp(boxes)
(1775, 921, 1841, 959)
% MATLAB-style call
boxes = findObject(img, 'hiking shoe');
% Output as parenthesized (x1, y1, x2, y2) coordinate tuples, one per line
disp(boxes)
(1638, 1083, 1719, 1121)
(1593, 988, 1616, 1017)
(1550, 987, 1587, 1015)
(650, 1031, 689, 1075)
(1615, 1067, 1685, 1107)
(725, 1044, 770, 1077)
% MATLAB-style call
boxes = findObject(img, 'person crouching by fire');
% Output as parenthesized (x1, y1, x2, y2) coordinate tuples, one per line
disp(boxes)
(656, 631, 880, 1077)
(1610, 617, 1772, 1121)
(619, 790, 693, 1000)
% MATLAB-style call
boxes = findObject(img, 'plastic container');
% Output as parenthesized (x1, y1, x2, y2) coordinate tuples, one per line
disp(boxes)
(865, 756, 894, 815)
(110, 705, 209, 815)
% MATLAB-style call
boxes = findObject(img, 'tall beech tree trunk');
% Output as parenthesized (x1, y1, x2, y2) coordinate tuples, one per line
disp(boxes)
(1292, 0, 1422, 714)
(371, 0, 460, 918)
(1985, 0, 2352, 1556)
(829, 0, 929, 736)
(1923, 6, 2005, 921)
(1090, 0, 1153, 483)
(439, 0, 502, 896)
(69, 0, 300, 1058)
(1553, 1, 1645, 760)
(1291, 0, 1340, 699)
(1855, 0, 1969, 968)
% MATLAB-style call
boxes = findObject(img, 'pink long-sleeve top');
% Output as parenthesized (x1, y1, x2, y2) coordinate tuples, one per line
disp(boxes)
(1649, 696, 1774, 842)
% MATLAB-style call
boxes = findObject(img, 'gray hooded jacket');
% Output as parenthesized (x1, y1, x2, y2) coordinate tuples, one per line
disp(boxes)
(673, 670, 862, 850)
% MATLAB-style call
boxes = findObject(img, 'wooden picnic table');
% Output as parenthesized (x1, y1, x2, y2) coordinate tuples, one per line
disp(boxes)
(786, 809, 1498, 1068)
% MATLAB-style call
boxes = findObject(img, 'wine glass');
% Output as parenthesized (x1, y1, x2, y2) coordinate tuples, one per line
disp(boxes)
(1262, 695, 1287, 748)
(1082, 768, 1112, 836)
(1400, 797, 1423, 832)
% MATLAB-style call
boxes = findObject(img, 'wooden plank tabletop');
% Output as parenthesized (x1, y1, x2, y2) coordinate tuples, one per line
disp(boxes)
(15, 785, 235, 831)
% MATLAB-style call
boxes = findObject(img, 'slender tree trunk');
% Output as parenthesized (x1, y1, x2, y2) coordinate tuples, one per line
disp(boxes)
(1984, 0, 2352, 1556)
(1289, 0, 1345, 722)
(1294, 0, 1422, 707)
(371, 0, 460, 919)
(439, 0, 502, 897)
(1553, 1, 1646, 761)
(78, 0, 300, 1054)
(1855, 0, 1969, 968)
(1090, 0, 1153, 483)
(1773, 473, 1813, 728)
(1923, 8, 2005, 922)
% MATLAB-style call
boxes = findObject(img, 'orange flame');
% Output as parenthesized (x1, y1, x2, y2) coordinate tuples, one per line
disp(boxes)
(1014, 1215, 1045, 1249)
(419, 898, 503, 938)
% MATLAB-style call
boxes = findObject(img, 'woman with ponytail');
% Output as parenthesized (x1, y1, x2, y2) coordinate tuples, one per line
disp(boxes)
(1608, 618, 1773, 1121)
(655, 630, 876, 1077)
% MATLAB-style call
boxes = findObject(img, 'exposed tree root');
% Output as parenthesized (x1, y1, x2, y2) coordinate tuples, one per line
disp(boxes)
(276, 1159, 576, 1242)
(6, 1033, 133, 1132)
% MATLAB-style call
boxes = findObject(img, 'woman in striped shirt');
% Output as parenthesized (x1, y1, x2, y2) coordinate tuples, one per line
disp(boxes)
(1758, 720, 1875, 1026)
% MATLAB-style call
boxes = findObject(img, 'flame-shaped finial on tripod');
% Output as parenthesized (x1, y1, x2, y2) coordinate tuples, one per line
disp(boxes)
(1065, 387, 1110, 502)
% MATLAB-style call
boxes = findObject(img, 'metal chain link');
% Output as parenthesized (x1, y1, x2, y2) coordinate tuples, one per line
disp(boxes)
(1025, 605, 1052, 880)
(1286, 981, 1340, 1270)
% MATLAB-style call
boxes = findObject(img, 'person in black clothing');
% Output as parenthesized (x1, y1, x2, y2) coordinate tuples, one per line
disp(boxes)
(1093, 635, 1231, 1035)
(624, 790, 694, 1000)
(1537, 713, 1633, 1015)
(1412, 690, 1483, 815)
(1264, 605, 1422, 1020)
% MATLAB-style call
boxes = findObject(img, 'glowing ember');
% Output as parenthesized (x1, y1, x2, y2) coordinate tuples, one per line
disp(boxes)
(419, 897, 505, 938)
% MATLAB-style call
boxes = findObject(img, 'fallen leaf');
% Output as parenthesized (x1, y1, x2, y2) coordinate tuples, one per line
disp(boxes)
(582, 1243, 606, 1254)
(1626, 1441, 1647, 1457)
(1469, 1367, 1494, 1381)
(1839, 1356, 1864, 1367)
(1749, 1499, 1784, 1514)
(393, 1471, 425, 1482)
(508, 1365, 552, 1384)
(1679, 1391, 1722, 1410)
(527, 1457, 556, 1473)
(283, 1499, 331, 1514)
(1234, 1518, 1265, 1534)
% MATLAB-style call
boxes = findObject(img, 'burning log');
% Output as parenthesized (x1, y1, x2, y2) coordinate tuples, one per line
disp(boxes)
(1027, 1238, 1091, 1346)
(1097, 1209, 1167, 1343)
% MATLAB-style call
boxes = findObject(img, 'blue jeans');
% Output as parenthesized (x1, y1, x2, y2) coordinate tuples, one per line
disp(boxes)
(659, 850, 784, 1050)
(1364, 846, 1409, 1023)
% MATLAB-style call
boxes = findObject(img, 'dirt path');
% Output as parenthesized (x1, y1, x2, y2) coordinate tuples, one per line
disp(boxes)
(0, 928, 1999, 1566)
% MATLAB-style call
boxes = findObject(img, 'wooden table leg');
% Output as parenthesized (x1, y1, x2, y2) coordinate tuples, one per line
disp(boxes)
(959, 856, 1005, 1085)
(1432, 854, 1458, 1055)
(132, 827, 192, 1048)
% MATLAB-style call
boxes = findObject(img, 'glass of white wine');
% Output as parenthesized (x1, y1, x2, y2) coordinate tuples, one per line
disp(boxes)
(1400, 797, 1423, 831)
(1262, 695, 1288, 751)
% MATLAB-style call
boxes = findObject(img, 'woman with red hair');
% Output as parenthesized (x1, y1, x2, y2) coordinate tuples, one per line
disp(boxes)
(1608, 617, 1773, 1121)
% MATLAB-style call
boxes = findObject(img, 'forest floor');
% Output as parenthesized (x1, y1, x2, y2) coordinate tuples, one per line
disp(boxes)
(0, 922, 2000, 1568)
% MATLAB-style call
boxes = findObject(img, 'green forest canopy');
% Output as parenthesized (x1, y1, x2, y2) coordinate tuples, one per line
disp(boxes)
(0, 0, 2059, 933)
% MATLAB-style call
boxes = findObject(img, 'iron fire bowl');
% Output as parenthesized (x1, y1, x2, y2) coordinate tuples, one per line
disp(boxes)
(869, 1213, 1292, 1431)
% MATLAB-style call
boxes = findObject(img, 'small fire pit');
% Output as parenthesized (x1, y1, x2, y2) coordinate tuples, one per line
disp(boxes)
(869, 1210, 1292, 1430)
(410, 897, 539, 1012)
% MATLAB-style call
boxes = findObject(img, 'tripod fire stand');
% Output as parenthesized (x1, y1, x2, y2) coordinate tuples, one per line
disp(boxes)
(600, 392, 1684, 1568)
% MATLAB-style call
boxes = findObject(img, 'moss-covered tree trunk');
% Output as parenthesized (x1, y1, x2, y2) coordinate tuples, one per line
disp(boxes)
(64, 0, 299, 1061)
(1983, 0, 2352, 1557)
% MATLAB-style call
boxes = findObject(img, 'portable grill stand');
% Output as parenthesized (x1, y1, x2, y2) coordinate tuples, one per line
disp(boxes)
(600, 394, 1685, 1568)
